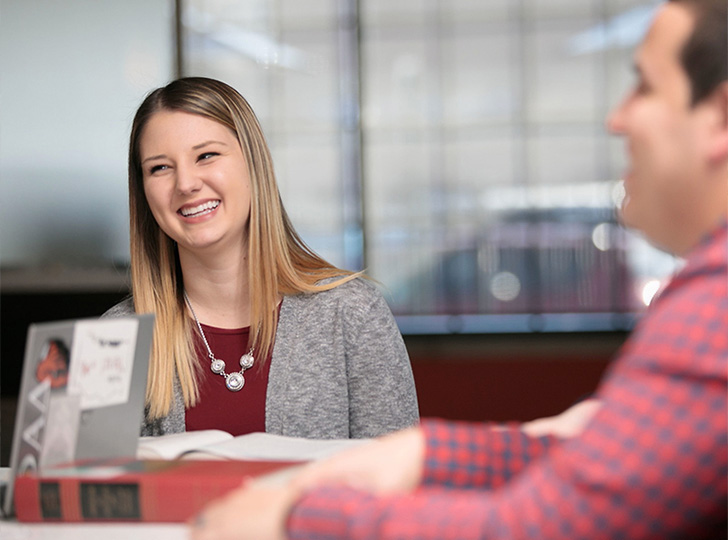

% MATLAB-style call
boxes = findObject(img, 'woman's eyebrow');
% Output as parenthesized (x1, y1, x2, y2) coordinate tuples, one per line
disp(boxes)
(142, 153, 166, 164)
(192, 140, 228, 150)
(141, 140, 229, 164)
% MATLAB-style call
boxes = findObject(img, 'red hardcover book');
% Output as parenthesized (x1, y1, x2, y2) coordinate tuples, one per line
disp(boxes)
(14, 458, 301, 523)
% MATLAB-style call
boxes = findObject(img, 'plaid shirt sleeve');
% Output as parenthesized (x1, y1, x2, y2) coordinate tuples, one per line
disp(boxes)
(286, 224, 728, 540)
(421, 420, 557, 489)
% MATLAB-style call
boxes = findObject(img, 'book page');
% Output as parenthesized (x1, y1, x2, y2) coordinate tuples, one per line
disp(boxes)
(136, 430, 233, 460)
(184, 432, 369, 462)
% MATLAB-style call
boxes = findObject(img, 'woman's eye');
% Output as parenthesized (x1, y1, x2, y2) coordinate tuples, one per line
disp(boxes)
(149, 164, 168, 174)
(198, 152, 219, 162)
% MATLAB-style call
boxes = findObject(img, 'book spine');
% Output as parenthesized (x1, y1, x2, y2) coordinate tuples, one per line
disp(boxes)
(13, 474, 243, 522)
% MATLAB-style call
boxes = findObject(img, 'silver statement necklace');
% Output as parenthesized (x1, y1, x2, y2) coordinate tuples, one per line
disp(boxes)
(184, 292, 254, 392)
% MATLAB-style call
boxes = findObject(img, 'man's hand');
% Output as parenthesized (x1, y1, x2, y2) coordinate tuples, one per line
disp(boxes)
(522, 399, 602, 438)
(189, 426, 426, 540)
(291, 426, 426, 495)
(189, 480, 297, 540)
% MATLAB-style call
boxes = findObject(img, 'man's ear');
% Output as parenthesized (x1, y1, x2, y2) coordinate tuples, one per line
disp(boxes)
(704, 81, 728, 164)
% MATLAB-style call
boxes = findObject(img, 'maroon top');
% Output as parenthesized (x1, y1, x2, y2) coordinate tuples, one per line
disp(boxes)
(185, 323, 271, 436)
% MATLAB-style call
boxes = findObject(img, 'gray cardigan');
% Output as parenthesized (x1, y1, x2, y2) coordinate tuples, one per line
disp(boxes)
(104, 278, 419, 439)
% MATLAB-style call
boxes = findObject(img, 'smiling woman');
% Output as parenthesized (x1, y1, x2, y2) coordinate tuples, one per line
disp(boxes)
(140, 110, 254, 256)
(103, 77, 419, 439)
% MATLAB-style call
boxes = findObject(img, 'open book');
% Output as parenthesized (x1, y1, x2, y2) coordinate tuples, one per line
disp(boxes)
(137, 430, 369, 462)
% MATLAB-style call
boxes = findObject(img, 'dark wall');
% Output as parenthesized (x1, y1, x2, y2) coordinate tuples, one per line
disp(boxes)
(407, 333, 624, 423)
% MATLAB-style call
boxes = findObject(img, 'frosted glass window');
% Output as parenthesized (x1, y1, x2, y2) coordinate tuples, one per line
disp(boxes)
(524, 0, 602, 18)
(180, 0, 677, 332)
(527, 21, 603, 123)
(441, 30, 517, 125)
(274, 133, 341, 253)
(365, 137, 435, 228)
(362, 35, 433, 129)
(275, 31, 340, 131)
(527, 130, 600, 186)
(443, 134, 518, 191)
(361, 0, 431, 26)
(442, 1, 514, 23)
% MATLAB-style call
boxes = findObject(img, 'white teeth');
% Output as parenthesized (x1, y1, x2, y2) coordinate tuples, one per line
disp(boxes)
(180, 200, 220, 217)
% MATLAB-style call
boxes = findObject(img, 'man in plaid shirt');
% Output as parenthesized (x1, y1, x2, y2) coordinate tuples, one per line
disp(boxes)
(191, 0, 727, 538)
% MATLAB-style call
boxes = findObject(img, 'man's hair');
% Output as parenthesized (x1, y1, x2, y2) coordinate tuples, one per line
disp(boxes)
(670, 0, 728, 104)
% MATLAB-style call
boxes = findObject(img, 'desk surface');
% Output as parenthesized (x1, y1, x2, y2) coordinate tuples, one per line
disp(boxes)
(0, 521, 188, 540)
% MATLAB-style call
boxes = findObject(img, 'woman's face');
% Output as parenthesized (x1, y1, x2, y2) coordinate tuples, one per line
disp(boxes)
(138, 110, 252, 256)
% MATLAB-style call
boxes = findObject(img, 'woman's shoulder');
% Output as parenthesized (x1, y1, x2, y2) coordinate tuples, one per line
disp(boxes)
(312, 275, 384, 304)
(282, 275, 381, 309)
(281, 276, 394, 326)
(101, 296, 135, 318)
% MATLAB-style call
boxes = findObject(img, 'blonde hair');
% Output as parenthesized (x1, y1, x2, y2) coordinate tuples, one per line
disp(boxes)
(128, 77, 358, 419)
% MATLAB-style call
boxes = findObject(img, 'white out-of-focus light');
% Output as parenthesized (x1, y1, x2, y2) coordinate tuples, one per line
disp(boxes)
(641, 279, 662, 306)
(592, 222, 612, 251)
(491, 271, 521, 302)
(612, 180, 626, 209)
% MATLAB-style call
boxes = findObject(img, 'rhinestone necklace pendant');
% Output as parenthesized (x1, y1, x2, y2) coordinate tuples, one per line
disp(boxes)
(210, 358, 226, 374)
(225, 372, 245, 392)
(240, 352, 254, 369)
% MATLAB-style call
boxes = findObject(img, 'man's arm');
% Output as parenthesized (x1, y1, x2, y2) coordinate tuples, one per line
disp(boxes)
(288, 365, 727, 539)
(421, 419, 557, 489)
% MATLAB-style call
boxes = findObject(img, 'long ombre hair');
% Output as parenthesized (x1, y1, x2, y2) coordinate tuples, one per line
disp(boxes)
(128, 77, 357, 419)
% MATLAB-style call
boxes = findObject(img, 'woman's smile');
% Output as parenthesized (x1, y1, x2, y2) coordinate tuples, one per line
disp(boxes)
(179, 199, 221, 219)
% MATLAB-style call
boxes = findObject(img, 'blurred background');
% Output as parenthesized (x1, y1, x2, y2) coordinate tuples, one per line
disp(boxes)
(1, 0, 677, 464)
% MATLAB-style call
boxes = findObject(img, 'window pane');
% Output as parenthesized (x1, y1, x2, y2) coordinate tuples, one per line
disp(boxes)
(526, 20, 602, 123)
(441, 29, 518, 126)
(182, 0, 677, 333)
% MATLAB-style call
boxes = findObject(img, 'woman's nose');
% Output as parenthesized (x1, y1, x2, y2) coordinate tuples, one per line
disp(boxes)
(175, 165, 203, 194)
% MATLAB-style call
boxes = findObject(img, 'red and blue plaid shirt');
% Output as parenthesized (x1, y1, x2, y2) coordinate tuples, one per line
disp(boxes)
(287, 223, 728, 539)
